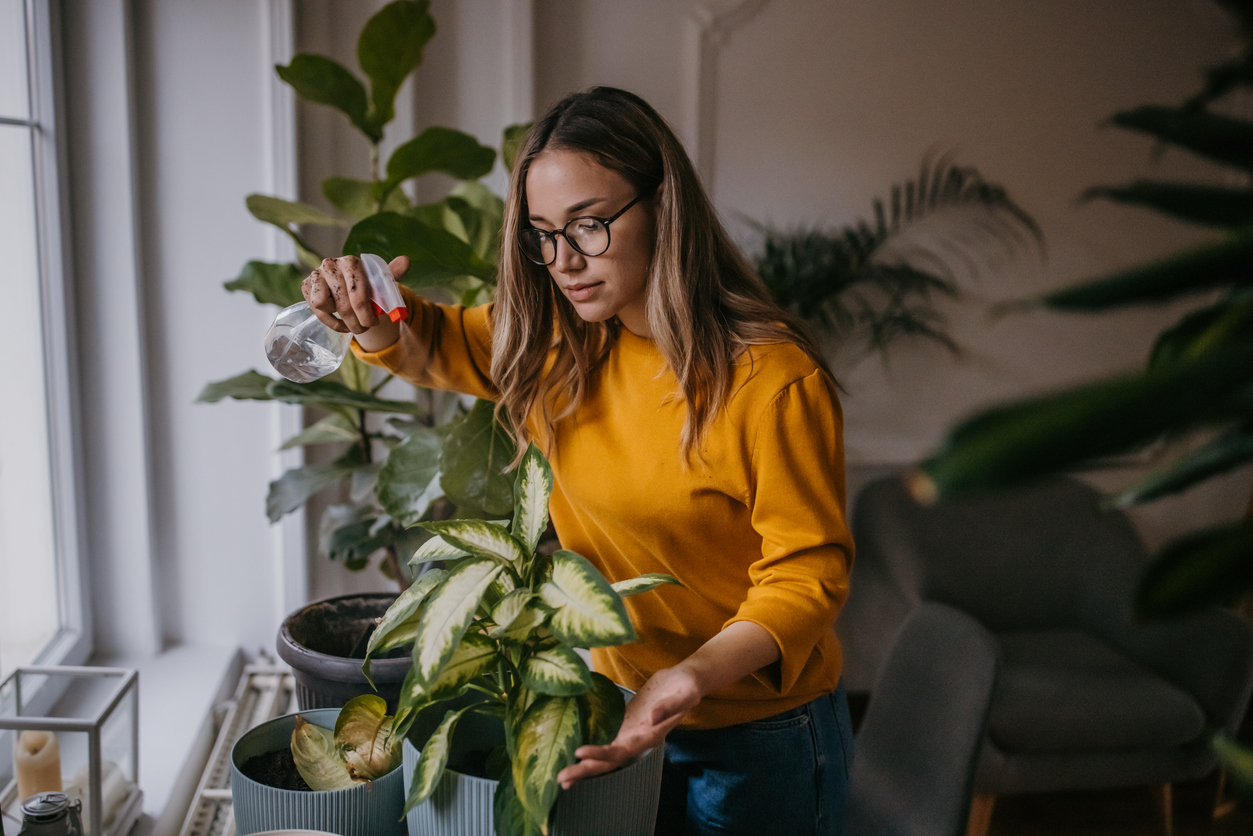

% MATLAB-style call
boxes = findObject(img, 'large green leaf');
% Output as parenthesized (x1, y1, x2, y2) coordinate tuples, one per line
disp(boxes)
(322, 176, 411, 220)
(277, 54, 374, 140)
(336, 694, 402, 781)
(521, 646, 592, 696)
(247, 194, 344, 229)
(493, 769, 543, 836)
(409, 534, 472, 567)
(323, 513, 389, 571)
(502, 123, 530, 175)
(358, 0, 435, 137)
(342, 212, 496, 285)
(378, 425, 443, 526)
(224, 260, 306, 307)
(266, 446, 367, 522)
(290, 715, 357, 791)
(423, 632, 498, 701)
(540, 551, 637, 648)
(196, 370, 276, 403)
(1112, 105, 1253, 173)
(363, 568, 447, 684)
(513, 696, 581, 832)
(266, 377, 419, 414)
(404, 705, 471, 813)
(1107, 427, 1253, 509)
(421, 518, 526, 566)
(488, 589, 535, 637)
(611, 573, 682, 597)
(512, 444, 553, 554)
(450, 182, 505, 262)
(578, 672, 626, 747)
(383, 127, 496, 195)
(1135, 519, 1253, 619)
(1214, 732, 1253, 803)
(280, 414, 359, 449)
(499, 602, 551, 644)
(440, 399, 519, 518)
(1084, 181, 1253, 228)
(1031, 223, 1253, 312)
(412, 558, 504, 686)
(915, 343, 1253, 500)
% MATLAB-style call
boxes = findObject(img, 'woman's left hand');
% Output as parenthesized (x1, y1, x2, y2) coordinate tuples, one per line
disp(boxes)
(556, 664, 701, 789)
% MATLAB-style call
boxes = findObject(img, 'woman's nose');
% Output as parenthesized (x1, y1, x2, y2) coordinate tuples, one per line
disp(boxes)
(552, 234, 586, 272)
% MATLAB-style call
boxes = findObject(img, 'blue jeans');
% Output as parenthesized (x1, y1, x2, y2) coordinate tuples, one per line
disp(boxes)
(654, 685, 854, 836)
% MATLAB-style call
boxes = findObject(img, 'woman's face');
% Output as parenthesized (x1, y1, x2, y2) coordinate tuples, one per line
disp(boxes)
(524, 149, 656, 337)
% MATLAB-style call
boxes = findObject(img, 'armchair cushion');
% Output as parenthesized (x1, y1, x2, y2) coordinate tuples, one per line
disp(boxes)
(988, 630, 1206, 754)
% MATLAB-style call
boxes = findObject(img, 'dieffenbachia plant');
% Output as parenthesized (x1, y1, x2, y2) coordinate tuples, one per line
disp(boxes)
(290, 694, 403, 790)
(362, 443, 680, 836)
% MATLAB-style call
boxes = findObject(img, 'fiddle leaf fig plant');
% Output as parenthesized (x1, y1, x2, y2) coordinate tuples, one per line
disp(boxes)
(197, 0, 529, 588)
(291, 694, 403, 791)
(363, 443, 680, 836)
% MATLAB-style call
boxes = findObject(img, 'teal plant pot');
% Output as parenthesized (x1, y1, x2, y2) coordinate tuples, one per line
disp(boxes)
(230, 708, 406, 836)
(403, 690, 664, 836)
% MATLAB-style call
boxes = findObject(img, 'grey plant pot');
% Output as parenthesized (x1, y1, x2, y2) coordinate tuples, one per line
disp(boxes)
(403, 691, 664, 836)
(230, 708, 407, 836)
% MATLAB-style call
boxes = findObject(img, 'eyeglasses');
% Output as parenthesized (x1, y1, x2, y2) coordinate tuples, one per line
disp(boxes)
(519, 193, 645, 265)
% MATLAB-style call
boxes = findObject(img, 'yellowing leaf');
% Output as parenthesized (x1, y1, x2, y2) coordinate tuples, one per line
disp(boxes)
(291, 715, 357, 791)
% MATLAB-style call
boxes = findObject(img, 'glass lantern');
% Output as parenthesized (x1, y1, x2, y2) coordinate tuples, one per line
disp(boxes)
(0, 667, 141, 836)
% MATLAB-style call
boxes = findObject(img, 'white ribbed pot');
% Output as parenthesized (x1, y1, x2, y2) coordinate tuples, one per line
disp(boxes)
(403, 689, 664, 836)
(230, 709, 407, 836)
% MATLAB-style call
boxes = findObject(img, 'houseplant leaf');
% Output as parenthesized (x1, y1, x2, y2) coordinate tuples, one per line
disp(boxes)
(277, 53, 374, 140)
(499, 602, 551, 644)
(280, 414, 359, 449)
(224, 260, 306, 307)
(1134, 519, 1253, 619)
(412, 558, 504, 686)
(440, 399, 519, 517)
(578, 672, 626, 747)
(1084, 181, 1253, 228)
(513, 695, 581, 832)
(502, 123, 530, 174)
(1214, 732, 1253, 803)
(404, 705, 471, 812)
(1111, 105, 1253, 173)
(512, 443, 554, 553)
(247, 193, 344, 229)
(363, 567, 448, 684)
(409, 534, 472, 566)
(378, 424, 443, 526)
(267, 446, 368, 522)
(336, 694, 402, 781)
(196, 370, 275, 403)
(1106, 426, 1253, 508)
(383, 126, 496, 196)
(291, 715, 357, 791)
(540, 551, 637, 647)
(488, 589, 535, 637)
(323, 176, 410, 220)
(493, 769, 543, 836)
(521, 646, 592, 696)
(450, 182, 505, 261)
(358, 0, 435, 136)
(421, 518, 526, 567)
(342, 211, 496, 285)
(266, 377, 420, 414)
(424, 631, 498, 701)
(612, 573, 682, 597)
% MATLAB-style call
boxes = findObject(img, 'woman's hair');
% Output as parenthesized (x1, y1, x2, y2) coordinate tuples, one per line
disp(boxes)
(491, 86, 832, 464)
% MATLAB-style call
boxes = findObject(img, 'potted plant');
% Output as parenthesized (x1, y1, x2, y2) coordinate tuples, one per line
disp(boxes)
(361, 444, 678, 836)
(230, 695, 407, 836)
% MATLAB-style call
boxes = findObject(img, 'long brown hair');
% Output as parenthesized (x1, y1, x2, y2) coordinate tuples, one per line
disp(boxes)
(491, 86, 833, 464)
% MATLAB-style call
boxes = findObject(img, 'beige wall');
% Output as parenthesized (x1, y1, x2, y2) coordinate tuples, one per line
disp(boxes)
(299, 1, 1252, 600)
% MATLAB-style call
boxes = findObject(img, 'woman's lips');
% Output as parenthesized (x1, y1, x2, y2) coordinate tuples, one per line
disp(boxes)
(565, 282, 602, 302)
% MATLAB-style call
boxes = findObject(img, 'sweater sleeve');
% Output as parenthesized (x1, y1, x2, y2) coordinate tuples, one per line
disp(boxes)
(350, 285, 498, 401)
(725, 369, 854, 695)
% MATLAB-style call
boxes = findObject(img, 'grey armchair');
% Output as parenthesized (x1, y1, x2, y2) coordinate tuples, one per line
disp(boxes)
(840, 475, 1253, 836)
(847, 601, 999, 836)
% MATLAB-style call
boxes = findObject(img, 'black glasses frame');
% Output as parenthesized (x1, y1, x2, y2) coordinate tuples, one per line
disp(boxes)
(520, 193, 645, 265)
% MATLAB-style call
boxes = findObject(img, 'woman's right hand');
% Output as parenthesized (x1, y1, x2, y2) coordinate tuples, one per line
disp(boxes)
(302, 254, 409, 351)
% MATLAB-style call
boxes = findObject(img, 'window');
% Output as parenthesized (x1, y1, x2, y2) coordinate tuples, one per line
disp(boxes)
(0, 0, 88, 678)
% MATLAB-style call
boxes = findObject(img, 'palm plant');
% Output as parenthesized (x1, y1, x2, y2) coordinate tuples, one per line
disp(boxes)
(197, 0, 526, 587)
(910, 0, 1253, 798)
(754, 154, 1042, 357)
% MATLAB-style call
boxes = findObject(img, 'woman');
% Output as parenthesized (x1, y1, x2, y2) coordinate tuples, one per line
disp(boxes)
(303, 86, 854, 836)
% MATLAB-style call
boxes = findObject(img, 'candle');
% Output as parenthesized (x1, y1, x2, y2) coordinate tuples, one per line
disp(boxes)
(14, 730, 62, 800)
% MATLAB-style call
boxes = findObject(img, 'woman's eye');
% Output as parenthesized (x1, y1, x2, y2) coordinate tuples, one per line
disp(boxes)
(576, 221, 598, 232)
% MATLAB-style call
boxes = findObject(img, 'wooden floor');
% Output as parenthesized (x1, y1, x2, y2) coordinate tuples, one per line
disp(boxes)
(988, 774, 1253, 835)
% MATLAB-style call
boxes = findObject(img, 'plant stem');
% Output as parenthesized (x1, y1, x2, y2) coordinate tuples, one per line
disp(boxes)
(357, 409, 372, 464)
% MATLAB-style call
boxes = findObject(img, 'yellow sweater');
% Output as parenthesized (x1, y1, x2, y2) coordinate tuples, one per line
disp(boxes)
(353, 290, 854, 729)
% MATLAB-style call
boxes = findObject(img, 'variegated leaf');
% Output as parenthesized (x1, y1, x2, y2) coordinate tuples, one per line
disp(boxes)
(611, 573, 681, 597)
(514, 696, 581, 831)
(578, 672, 625, 747)
(427, 632, 498, 702)
(539, 551, 637, 647)
(409, 534, 470, 567)
(422, 518, 527, 566)
(489, 569, 518, 601)
(335, 694, 401, 781)
(363, 568, 448, 685)
(493, 769, 543, 836)
(413, 558, 504, 686)
(500, 603, 551, 644)
(505, 687, 538, 762)
(521, 646, 592, 696)
(404, 706, 471, 813)
(488, 589, 535, 637)
(512, 443, 553, 554)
